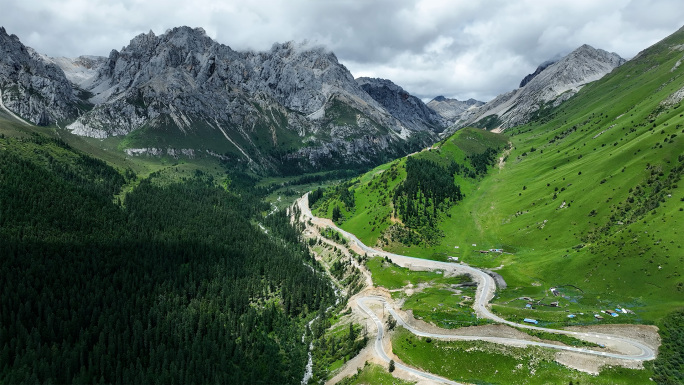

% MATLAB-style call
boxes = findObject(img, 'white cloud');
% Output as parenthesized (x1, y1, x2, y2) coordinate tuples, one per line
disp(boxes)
(1, 0, 683, 101)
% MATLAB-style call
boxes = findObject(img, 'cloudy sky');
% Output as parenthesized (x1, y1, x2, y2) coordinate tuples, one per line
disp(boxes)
(2, 0, 683, 101)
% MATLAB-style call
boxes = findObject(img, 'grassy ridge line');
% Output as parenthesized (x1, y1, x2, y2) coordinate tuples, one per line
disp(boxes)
(450, 26, 684, 322)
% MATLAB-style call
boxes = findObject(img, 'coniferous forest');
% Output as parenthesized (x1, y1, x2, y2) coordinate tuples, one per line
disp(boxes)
(0, 135, 335, 384)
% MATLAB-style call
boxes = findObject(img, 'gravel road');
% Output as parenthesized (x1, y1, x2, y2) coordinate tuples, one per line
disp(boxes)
(297, 194, 656, 384)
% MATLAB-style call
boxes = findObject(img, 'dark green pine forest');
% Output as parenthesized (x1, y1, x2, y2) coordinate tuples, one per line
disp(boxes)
(0, 134, 334, 384)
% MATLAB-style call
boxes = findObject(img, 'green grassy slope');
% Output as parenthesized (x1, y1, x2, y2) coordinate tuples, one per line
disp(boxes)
(312, 127, 508, 248)
(316, 27, 684, 324)
(392, 328, 651, 385)
(456, 26, 684, 322)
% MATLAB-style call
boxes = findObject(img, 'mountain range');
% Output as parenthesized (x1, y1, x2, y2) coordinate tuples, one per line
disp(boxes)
(1, 27, 448, 173)
(0, 25, 628, 174)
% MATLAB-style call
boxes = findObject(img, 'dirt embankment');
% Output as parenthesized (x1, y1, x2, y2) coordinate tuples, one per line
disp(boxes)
(564, 324, 660, 349)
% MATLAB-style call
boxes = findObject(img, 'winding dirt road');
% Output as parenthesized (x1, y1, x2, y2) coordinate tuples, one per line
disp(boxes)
(297, 194, 656, 384)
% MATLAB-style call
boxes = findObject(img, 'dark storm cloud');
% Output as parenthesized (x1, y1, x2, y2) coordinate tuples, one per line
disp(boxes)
(2, 0, 683, 102)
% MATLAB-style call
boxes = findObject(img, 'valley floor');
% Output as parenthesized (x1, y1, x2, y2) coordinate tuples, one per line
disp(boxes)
(296, 193, 660, 384)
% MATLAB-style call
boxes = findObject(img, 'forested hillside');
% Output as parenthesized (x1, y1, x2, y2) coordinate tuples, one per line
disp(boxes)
(312, 127, 508, 248)
(0, 134, 334, 384)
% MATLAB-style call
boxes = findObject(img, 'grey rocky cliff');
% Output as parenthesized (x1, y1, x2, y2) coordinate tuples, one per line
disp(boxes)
(45, 55, 107, 89)
(356, 77, 447, 132)
(64, 27, 432, 171)
(455, 44, 625, 132)
(518, 59, 558, 88)
(426, 96, 484, 125)
(0, 27, 82, 125)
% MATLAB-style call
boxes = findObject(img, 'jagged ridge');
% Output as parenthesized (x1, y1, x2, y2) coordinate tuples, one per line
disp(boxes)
(61, 27, 438, 172)
(356, 77, 447, 132)
(426, 96, 484, 125)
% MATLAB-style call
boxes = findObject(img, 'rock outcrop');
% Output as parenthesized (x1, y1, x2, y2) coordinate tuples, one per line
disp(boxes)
(518, 59, 559, 88)
(45, 55, 106, 89)
(426, 96, 484, 125)
(455, 44, 625, 131)
(0, 27, 82, 125)
(356, 77, 447, 132)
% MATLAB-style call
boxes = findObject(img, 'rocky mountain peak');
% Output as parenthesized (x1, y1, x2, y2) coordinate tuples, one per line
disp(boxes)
(0, 26, 81, 125)
(356, 77, 447, 132)
(357, 77, 405, 94)
(519, 58, 558, 88)
(1, 26, 436, 173)
(568, 44, 623, 66)
(254, 40, 366, 115)
(426, 96, 484, 124)
(454, 44, 625, 131)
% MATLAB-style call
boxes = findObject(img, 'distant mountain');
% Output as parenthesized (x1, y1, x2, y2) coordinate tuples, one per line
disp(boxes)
(61, 27, 437, 172)
(426, 96, 484, 125)
(455, 44, 625, 131)
(518, 58, 558, 88)
(356, 77, 447, 132)
(0, 27, 84, 125)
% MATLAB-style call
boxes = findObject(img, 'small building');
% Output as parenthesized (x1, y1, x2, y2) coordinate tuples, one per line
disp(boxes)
(550, 301, 559, 307)
(448, 256, 459, 262)
(525, 303, 532, 309)
(550, 288, 559, 297)
(523, 318, 538, 325)
(594, 314, 604, 320)
(567, 314, 576, 318)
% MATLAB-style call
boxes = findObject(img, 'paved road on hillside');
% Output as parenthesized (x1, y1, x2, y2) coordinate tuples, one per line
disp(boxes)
(297, 194, 656, 384)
